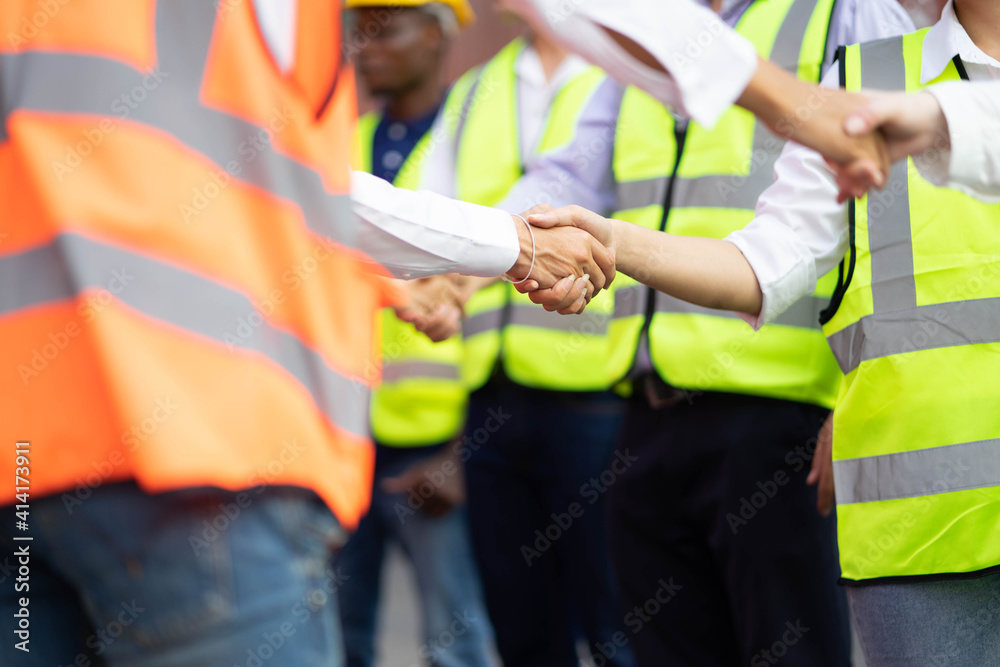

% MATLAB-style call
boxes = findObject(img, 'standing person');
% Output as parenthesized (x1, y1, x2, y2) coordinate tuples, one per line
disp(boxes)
(601, 2, 914, 664)
(0, 1, 612, 665)
(416, 12, 638, 665)
(529, 2, 1000, 664)
(336, 3, 493, 666)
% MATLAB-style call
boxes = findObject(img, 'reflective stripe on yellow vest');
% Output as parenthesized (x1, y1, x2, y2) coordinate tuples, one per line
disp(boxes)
(356, 111, 468, 447)
(450, 39, 611, 390)
(823, 31, 1000, 582)
(609, 0, 841, 407)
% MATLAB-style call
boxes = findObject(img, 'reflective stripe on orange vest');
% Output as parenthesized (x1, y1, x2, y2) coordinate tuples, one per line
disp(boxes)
(0, 0, 390, 528)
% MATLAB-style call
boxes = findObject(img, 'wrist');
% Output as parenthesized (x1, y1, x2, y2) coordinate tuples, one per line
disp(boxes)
(506, 215, 534, 282)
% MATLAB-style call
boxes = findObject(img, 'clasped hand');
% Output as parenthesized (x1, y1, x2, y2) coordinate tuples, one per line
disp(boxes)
(504, 205, 616, 313)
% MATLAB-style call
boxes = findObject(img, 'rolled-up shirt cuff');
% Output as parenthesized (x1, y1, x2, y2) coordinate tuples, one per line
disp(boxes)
(927, 81, 1000, 197)
(726, 229, 815, 330)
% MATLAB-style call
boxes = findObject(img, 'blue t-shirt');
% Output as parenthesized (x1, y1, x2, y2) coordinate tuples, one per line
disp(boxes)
(371, 103, 442, 184)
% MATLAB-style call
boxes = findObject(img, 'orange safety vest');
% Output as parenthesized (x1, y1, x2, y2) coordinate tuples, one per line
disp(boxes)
(0, 0, 395, 529)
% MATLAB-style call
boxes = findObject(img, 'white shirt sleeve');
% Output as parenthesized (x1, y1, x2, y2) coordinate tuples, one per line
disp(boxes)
(352, 171, 519, 279)
(923, 80, 1000, 203)
(724, 4, 916, 328)
(724, 71, 852, 328)
(510, 0, 758, 128)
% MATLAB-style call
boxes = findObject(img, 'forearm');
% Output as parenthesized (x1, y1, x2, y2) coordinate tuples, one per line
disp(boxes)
(455, 275, 500, 303)
(612, 219, 763, 314)
(351, 170, 519, 278)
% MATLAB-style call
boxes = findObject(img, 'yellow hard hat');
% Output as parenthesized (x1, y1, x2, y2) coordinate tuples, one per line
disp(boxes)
(344, 0, 476, 29)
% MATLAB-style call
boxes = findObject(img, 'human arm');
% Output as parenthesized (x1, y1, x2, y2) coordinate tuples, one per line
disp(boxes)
(525, 68, 855, 326)
(840, 81, 1000, 203)
(351, 171, 614, 298)
(524, 206, 764, 314)
(506, 0, 889, 184)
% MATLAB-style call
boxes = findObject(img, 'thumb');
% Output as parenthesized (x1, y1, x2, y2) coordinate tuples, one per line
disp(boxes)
(844, 92, 893, 137)
(527, 205, 588, 230)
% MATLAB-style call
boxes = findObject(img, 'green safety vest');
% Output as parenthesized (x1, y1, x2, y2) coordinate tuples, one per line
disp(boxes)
(825, 30, 1000, 582)
(609, 0, 841, 408)
(358, 111, 468, 447)
(449, 38, 614, 391)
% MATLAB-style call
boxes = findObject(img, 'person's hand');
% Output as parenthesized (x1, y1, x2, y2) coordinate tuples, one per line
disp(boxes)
(395, 275, 464, 342)
(505, 211, 615, 311)
(522, 205, 616, 312)
(833, 90, 950, 201)
(806, 412, 835, 518)
(738, 59, 890, 200)
(380, 446, 465, 517)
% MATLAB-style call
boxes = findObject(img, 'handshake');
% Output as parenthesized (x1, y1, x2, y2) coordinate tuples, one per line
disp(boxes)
(395, 205, 615, 341)
(397, 79, 953, 340)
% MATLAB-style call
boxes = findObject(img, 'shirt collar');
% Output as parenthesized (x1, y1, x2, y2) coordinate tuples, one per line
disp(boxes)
(516, 42, 589, 91)
(922, 0, 1000, 83)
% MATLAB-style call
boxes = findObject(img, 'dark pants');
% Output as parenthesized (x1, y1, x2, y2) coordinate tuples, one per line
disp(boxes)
(336, 444, 493, 667)
(464, 380, 637, 667)
(609, 389, 850, 666)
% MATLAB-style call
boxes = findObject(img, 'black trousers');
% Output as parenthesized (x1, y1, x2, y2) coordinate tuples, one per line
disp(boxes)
(609, 389, 850, 666)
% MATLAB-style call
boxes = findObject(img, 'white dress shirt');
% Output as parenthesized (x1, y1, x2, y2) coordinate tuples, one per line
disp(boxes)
(417, 44, 622, 218)
(504, 0, 759, 129)
(925, 80, 1000, 202)
(727, 0, 998, 327)
(250, 0, 913, 281)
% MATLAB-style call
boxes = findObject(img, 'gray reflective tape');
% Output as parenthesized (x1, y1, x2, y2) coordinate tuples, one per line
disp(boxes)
(612, 284, 647, 320)
(669, 0, 826, 212)
(860, 38, 916, 313)
(770, 0, 822, 73)
(834, 438, 1000, 505)
(671, 121, 786, 211)
(616, 177, 670, 212)
(507, 304, 611, 334)
(381, 361, 459, 383)
(654, 292, 824, 330)
(463, 309, 503, 339)
(670, 163, 775, 210)
(0, 234, 370, 437)
(825, 297, 1000, 374)
(0, 4, 356, 247)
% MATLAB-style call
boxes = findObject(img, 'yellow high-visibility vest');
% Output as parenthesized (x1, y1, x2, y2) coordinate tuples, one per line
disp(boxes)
(450, 38, 615, 390)
(825, 30, 1000, 582)
(357, 111, 467, 446)
(609, 0, 842, 408)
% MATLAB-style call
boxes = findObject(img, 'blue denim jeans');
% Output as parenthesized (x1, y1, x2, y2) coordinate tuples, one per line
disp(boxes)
(848, 571, 1000, 667)
(335, 444, 493, 667)
(0, 481, 346, 666)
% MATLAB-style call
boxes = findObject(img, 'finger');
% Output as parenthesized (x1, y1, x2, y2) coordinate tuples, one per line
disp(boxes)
(556, 294, 587, 315)
(527, 275, 574, 308)
(527, 206, 584, 230)
(843, 92, 892, 137)
(521, 203, 554, 217)
(425, 311, 461, 342)
(543, 274, 590, 312)
(587, 242, 614, 292)
(513, 279, 541, 293)
(395, 307, 420, 324)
